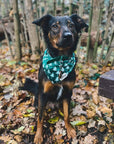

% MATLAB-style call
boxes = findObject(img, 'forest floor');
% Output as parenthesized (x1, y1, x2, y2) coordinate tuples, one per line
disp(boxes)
(0, 45, 114, 144)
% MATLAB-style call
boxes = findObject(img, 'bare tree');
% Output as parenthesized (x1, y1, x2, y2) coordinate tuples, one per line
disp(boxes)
(86, 0, 102, 62)
(1, 22, 14, 58)
(25, 0, 40, 57)
(91, 0, 100, 31)
(93, 0, 104, 61)
(13, 0, 22, 61)
(99, 0, 113, 64)
(53, 0, 56, 16)
(86, 0, 93, 62)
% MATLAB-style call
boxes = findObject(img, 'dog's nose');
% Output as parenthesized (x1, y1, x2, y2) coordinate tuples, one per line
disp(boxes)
(63, 32, 72, 39)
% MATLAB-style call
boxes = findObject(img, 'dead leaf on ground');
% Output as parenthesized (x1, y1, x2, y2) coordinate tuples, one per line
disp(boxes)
(86, 110, 96, 118)
(77, 125, 87, 136)
(0, 135, 12, 143)
(14, 135, 22, 143)
(88, 119, 96, 128)
(84, 134, 98, 144)
(92, 92, 99, 105)
(99, 107, 112, 117)
(72, 105, 87, 116)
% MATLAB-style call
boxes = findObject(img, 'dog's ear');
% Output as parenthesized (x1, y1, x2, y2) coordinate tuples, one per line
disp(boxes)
(70, 14, 88, 33)
(32, 14, 53, 27)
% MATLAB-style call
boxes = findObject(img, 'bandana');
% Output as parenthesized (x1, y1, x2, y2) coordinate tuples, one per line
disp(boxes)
(42, 49, 76, 84)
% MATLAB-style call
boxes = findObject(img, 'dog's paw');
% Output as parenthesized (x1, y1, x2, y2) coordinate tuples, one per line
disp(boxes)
(34, 133, 43, 144)
(66, 125, 76, 139)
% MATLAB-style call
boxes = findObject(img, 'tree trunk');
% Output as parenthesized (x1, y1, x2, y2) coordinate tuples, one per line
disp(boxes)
(104, 28, 114, 65)
(91, 0, 100, 31)
(34, 0, 39, 18)
(93, 0, 104, 62)
(53, 0, 56, 16)
(77, 0, 84, 57)
(99, 0, 113, 64)
(62, 0, 64, 16)
(86, 0, 93, 62)
(25, 0, 40, 56)
(13, 0, 22, 61)
(44, 0, 48, 15)
(4, 0, 9, 15)
(20, 0, 30, 52)
(1, 22, 14, 58)
(69, 0, 73, 15)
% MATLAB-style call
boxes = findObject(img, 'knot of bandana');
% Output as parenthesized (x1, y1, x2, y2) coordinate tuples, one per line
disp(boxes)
(42, 49, 76, 84)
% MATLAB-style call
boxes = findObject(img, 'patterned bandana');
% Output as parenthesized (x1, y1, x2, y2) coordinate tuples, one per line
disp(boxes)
(42, 49, 76, 84)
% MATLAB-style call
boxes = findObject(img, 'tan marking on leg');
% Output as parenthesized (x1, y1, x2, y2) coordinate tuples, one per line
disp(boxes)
(63, 99, 76, 139)
(34, 95, 44, 144)
(34, 116, 43, 144)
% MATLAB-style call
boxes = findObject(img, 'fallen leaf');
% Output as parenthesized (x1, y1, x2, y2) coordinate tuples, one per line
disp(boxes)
(92, 64, 98, 69)
(8, 140, 18, 144)
(0, 113, 2, 118)
(7, 60, 16, 66)
(18, 126, 25, 132)
(88, 119, 96, 128)
(30, 125, 35, 133)
(86, 110, 95, 118)
(13, 109, 23, 118)
(55, 134, 64, 144)
(106, 116, 112, 123)
(14, 135, 22, 142)
(70, 121, 86, 126)
(26, 107, 34, 113)
(0, 135, 12, 142)
(59, 109, 64, 117)
(72, 105, 87, 116)
(95, 107, 102, 117)
(92, 92, 99, 105)
(54, 128, 66, 136)
(72, 137, 79, 144)
(98, 120, 106, 126)
(84, 134, 98, 144)
(99, 125, 106, 132)
(48, 116, 59, 124)
(23, 113, 35, 118)
(100, 107, 112, 117)
(77, 125, 87, 136)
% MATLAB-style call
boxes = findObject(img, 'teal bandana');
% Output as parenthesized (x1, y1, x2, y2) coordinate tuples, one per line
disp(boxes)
(42, 49, 76, 84)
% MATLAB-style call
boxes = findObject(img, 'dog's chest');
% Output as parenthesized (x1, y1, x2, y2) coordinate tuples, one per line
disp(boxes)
(43, 80, 75, 101)
(43, 81, 64, 101)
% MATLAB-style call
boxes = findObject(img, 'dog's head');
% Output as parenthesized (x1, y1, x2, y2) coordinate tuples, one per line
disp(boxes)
(33, 14, 88, 56)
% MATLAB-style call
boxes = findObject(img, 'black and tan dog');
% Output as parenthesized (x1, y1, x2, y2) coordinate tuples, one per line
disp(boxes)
(20, 14, 88, 144)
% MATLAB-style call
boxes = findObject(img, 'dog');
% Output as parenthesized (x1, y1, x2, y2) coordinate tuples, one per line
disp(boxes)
(20, 14, 88, 144)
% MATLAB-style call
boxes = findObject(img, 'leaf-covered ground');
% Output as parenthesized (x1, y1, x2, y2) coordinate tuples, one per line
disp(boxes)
(0, 45, 114, 144)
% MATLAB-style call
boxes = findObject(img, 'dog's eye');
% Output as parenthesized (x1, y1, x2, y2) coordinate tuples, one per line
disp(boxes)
(69, 23, 74, 29)
(52, 24, 58, 29)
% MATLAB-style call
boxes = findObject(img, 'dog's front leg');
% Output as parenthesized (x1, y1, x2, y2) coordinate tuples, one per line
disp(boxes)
(34, 116, 43, 144)
(34, 95, 45, 144)
(63, 99, 76, 139)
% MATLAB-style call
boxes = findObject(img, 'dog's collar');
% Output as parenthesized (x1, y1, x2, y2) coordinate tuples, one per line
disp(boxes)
(42, 49, 76, 84)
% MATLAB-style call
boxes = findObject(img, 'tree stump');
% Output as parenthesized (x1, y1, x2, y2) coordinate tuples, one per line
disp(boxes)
(98, 70, 114, 99)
